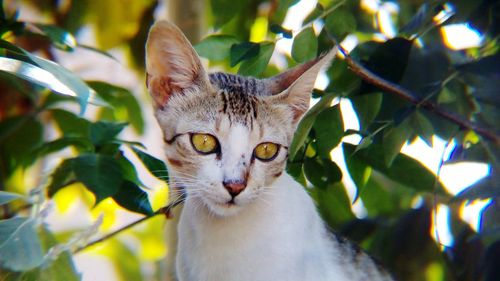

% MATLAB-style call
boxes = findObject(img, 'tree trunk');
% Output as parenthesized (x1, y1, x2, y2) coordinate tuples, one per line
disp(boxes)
(167, 0, 205, 43)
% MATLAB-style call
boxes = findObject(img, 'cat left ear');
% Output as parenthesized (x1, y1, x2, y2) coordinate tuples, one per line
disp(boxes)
(145, 21, 210, 108)
(265, 47, 337, 122)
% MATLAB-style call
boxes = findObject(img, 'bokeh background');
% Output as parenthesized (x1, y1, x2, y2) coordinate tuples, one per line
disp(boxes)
(0, 0, 498, 280)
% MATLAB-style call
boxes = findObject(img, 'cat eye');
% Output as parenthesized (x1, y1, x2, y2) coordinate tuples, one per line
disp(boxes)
(254, 142, 280, 162)
(190, 133, 219, 154)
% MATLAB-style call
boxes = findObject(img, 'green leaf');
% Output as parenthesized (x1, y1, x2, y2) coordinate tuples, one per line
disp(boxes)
(47, 159, 74, 197)
(51, 109, 90, 137)
(269, 24, 293, 39)
(238, 42, 275, 77)
(78, 44, 118, 61)
(457, 53, 499, 76)
(116, 152, 143, 186)
(0, 57, 82, 104)
(363, 38, 413, 88)
(358, 173, 402, 216)
(382, 121, 412, 167)
(194, 35, 239, 61)
(88, 81, 144, 134)
(350, 93, 383, 130)
(0, 116, 43, 168)
(324, 8, 356, 40)
(131, 148, 168, 181)
(21, 227, 80, 281)
(480, 201, 500, 236)
(72, 154, 123, 203)
(0, 115, 28, 143)
(32, 23, 77, 51)
(90, 121, 127, 146)
(289, 94, 336, 161)
(304, 157, 342, 188)
(230, 41, 260, 67)
(111, 140, 146, 150)
(410, 110, 434, 146)
(325, 58, 360, 94)
(41, 92, 78, 109)
(291, 27, 318, 63)
(343, 143, 445, 193)
(354, 136, 373, 153)
(112, 181, 153, 215)
(0, 217, 43, 271)
(399, 3, 435, 35)
(317, 24, 336, 55)
(211, 0, 249, 28)
(447, 142, 497, 164)
(286, 162, 307, 187)
(271, 0, 301, 23)
(313, 105, 344, 157)
(344, 150, 371, 197)
(310, 182, 355, 228)
(0, 39, 94, 113)
(33, 136, 94, 157)
(0, 191, 24, 206)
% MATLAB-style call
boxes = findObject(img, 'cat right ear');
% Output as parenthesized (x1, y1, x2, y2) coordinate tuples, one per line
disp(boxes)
(145, 21, 210, 108)
(265, 47, 337, 123)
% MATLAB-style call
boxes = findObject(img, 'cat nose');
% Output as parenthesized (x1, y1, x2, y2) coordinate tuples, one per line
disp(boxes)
(223, 180, 247, 198)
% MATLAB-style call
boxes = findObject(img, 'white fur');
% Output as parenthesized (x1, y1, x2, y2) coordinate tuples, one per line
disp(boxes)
(176, 174, 352, 281)
(146, 21, 392, 281)
(222, 124, 250, 181)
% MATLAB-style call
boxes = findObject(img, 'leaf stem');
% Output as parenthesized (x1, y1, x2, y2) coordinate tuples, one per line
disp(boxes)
(74, 197, 183, 254)
(317, 0, 346, 21)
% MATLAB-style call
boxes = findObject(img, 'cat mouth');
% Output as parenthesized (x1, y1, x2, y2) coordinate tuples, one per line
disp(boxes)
(211, 197, 241, 210)
(204, 197, 245, 217)
(217, 200, 237, 207)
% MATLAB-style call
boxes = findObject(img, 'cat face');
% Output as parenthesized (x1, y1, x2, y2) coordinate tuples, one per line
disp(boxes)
(146, 21, 334, 217)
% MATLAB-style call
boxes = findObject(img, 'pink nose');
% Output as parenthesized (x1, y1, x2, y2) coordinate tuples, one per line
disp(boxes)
(223, 180, 246, 198)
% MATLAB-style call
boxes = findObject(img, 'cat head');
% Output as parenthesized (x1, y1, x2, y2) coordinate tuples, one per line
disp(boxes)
(146, 21, 335, 217)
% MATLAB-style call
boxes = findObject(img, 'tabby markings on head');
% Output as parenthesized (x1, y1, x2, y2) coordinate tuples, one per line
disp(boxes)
(210, 73, 262, 127)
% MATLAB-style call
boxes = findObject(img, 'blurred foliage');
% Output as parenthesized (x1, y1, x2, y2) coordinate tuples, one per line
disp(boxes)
(0, 0, 499, 281)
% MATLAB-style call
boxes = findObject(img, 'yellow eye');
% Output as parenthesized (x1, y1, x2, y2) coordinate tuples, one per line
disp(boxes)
(254, 142, 280, 161)
(190, 133, 219, 154)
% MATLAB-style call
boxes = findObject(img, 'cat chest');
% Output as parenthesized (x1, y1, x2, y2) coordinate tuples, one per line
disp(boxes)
(185, 238, 300, 281)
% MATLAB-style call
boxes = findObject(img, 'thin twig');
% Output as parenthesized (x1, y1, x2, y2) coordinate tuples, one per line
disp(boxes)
(334, 43, 500, 145)
(74, 197, 184, 254)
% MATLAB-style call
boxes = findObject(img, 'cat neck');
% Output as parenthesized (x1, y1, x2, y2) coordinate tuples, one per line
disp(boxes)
(176, 173, 347, 281)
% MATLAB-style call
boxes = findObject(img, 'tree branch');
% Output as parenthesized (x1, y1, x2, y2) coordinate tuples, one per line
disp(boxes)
(74, 198, 183, 254)
(335, 44, 500, 145)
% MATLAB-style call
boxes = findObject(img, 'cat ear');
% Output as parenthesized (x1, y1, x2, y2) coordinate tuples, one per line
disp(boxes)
(145, 21, 210, 108)
(265, 47, 337, 122)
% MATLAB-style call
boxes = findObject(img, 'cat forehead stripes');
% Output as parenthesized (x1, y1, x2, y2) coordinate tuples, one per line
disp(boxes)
(210, 73, 263, 126)
(209, 72, 271, 97)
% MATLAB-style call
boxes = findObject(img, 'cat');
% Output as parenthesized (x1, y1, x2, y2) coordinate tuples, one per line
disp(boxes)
(145, 20, 394, 281)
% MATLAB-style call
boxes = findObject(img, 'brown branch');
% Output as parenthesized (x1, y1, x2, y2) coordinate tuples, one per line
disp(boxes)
(336, 44, 500, 145)
(74, 198, 183, 254)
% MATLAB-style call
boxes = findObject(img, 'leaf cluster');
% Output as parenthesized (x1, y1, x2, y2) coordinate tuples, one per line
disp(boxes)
(0, 1, 166, 278)
(198, 0, 499, 280)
